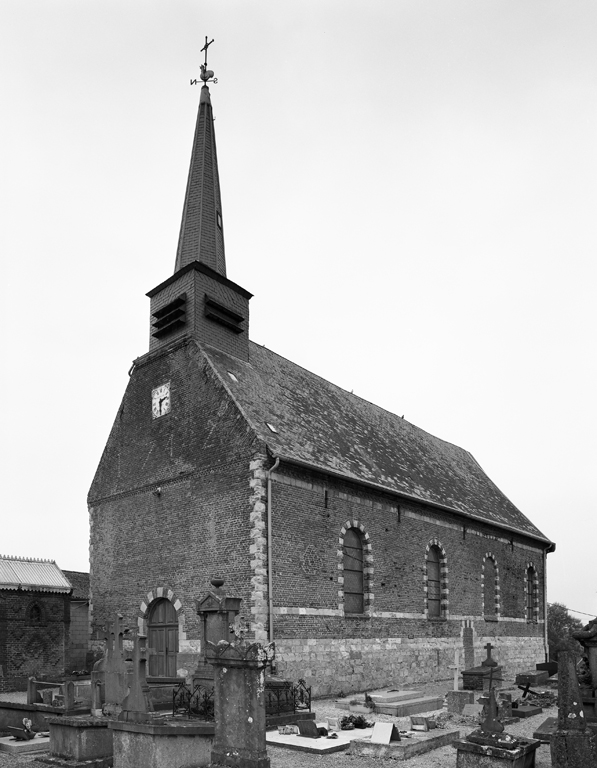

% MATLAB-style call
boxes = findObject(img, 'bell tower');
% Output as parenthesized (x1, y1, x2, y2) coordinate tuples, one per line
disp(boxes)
(146, 39, 251, 361)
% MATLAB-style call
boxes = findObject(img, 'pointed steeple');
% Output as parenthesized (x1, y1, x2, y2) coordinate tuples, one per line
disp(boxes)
(174, 45, 226, 276)
(146, 39, 251, 361)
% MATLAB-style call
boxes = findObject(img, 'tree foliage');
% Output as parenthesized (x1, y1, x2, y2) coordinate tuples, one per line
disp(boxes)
(548, 602, 584, 660)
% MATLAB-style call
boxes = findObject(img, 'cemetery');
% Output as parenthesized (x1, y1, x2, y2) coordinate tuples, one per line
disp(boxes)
(4, 580, 597, 768)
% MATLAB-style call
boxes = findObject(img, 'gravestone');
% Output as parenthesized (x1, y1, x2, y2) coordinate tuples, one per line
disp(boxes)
(370, 722, 400, 743)
(462, 642, 503, 691)
(448, 648, 460, 691)
(297, 720, 320, 739)
(572, 617, 597, 721)
(102, 614, 129, 717)
(117, 631, 153, 723)
(447, 690, 475, 715)
(453, 685, 540, 766)
(550, 650, 597, 768)
(194, 578, 241, 689)
(199, 578, 272, 768)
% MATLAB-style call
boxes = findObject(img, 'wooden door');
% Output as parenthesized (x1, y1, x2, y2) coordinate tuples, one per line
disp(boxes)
(148, 599, 178, 677)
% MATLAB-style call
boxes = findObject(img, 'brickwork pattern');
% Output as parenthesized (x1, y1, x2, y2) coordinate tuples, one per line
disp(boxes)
(0, 592, 69, 691)
(89, 348, 549, 695)
(89, 343, 263, 673)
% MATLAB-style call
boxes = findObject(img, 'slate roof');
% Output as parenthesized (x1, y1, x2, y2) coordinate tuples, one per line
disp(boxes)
(204, 341, 551, 544)
(62, 571, 90, 601)
(0, 556, 72, 593)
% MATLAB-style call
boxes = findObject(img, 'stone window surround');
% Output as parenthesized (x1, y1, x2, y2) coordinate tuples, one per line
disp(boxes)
(525, 562, 539, 623)
(482, 553, 500, 621)
(424, 538, 449, 620)
(137, 587, 186, 648)
(338, 521, 373, 617)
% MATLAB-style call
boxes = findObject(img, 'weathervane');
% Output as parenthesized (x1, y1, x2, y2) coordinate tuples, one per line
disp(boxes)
(190, 36, 218, 86)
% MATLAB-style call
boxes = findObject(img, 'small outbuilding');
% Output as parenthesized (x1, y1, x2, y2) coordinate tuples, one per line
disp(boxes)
(0, 556, 73, 691)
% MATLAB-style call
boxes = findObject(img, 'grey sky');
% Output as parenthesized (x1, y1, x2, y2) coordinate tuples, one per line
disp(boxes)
(1, 1, 595, 617)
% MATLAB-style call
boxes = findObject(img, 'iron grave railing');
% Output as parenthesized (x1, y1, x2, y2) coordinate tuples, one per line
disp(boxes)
(172, 678, 310, 719)
(264, 678, 311, 716)
(172, 681, 215, 720)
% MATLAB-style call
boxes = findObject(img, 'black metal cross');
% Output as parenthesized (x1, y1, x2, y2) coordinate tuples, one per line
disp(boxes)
(201, 36, 214, 69)
(517, 681, 541, 700)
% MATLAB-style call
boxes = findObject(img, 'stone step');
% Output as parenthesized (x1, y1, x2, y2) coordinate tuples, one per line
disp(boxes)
(374, 696, 444, 717)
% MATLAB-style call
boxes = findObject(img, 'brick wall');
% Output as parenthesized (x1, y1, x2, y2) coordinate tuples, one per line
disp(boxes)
(89, 341, 263, 673)
(89, 347, 549, 694)
(0, 592, 69, 692)
(267, 466, 547, 696)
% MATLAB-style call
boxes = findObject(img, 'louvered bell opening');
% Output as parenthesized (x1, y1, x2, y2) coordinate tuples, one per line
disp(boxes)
(152, 294, 187, 339)
(204, 295, 244, 334)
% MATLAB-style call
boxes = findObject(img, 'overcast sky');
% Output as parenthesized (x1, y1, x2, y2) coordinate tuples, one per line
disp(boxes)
(1, 1, 595, 618)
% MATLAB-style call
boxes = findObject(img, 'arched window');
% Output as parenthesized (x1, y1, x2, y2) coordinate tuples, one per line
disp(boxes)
(29, 604, 42, 624)
(427, 546, 442, 618)
(147, 599, 178, 678)
(484, 556, 498, 620)
(343, 529, 364, 614)
(526, 566, 537, 622)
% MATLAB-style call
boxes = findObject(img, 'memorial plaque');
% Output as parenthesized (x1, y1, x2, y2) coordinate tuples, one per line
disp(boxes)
(297, 719, 321, 739)
(371, 722, 401, 743)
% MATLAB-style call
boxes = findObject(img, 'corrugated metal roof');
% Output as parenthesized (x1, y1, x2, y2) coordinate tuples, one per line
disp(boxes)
(0, 556, 73, 593)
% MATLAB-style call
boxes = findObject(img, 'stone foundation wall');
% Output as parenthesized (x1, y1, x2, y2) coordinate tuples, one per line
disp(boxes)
(275, 631, 545, 697)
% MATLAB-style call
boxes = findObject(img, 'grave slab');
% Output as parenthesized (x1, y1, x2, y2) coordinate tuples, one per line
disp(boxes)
(0, 735, 50, 755)
(516, 671, 549, 687)
(512, 704, 543, 719)
(533, 716, 557, 743)
(266, 724, 373, 754)
(335, 689, 420, 710)
(374, 695, 444, 717)
(453, 737, 540, 767)
(350, 728, 461, 760)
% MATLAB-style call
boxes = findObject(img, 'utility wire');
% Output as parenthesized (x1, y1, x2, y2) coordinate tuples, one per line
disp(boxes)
(547, 602, 594, 618)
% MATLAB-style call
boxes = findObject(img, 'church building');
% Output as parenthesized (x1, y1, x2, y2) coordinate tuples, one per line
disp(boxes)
(88, 54, 555, 696)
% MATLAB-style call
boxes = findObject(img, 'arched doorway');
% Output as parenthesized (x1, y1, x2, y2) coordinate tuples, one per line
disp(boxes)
(147, 599, 178, 678)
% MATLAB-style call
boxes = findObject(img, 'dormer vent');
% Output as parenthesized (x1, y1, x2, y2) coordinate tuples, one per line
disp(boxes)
(204, 295, 244, 334)
(152, 294, 187, 339)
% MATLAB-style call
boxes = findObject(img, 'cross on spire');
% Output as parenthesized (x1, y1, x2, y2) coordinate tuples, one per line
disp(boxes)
(199, 36, 217, 84)
(201, 36, 214, 69)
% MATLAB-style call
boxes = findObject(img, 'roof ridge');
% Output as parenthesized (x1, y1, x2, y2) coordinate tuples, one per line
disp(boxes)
(0, 554, 57, 564)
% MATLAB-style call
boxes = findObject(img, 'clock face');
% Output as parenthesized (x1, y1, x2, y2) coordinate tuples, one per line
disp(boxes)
(152, 382, 171, 419)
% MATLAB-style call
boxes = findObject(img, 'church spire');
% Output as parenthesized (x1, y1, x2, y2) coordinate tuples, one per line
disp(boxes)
(174, 38, 226, 276)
